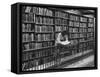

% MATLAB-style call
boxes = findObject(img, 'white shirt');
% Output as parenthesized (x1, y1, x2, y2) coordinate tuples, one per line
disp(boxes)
(56, 33, 70, 45)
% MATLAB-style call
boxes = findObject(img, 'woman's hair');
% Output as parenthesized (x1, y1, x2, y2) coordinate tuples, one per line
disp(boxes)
(61, 30, 69, 36)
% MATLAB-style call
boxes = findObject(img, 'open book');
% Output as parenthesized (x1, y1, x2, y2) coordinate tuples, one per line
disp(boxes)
(60, 41, 71, 45)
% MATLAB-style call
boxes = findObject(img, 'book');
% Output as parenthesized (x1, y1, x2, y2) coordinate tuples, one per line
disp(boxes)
(69, 34, 79, 38)
(69, 15, 79, 21)
(22, 24, 34, 32)
(35, 25, 53, 32)
(79, 28, 87, 33)
(22, 13, 34, 23)
(69, 27, 78, 33)
(55, 11, 68, 18)
(35, 34, 54, 41)
(89, 18, 94, 22)
(55, 18, 67, 25)
(88, 23, 94, 27)
(35, 16, 53, 24)
(80, 17, 87, 22)
(80, 23, 87, 27)
(22, 33, 34, 42)
(55, 25, 67, 32)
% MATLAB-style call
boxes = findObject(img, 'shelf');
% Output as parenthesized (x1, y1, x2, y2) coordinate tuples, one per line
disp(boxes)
(35, 23, 55, 25)
(22, 54, 54, 63)
(35, 40, 55, 42)
(22, 40, 55, 43)
(54, 24, 67, 25)
(22, 31, 34, 33)
(55, 16, 69, 20)
(22, 21, 35, 24)
(23, 46, 55, 52)
(22, 41, 35, 43)
(35, 13, 55, 18)
(35, 32, 54, 34)
(69, 20, 80, 22)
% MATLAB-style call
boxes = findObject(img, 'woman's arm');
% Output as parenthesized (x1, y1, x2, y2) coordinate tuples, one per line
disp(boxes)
(56, 33, 71, 45)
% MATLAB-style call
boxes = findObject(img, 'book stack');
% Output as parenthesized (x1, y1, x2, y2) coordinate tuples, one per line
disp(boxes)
(22, 13, 34, 23)
(55, 18, 67, 25)
(55, 11, 68, 18)
(24, 6, 53, 16)
(35, 25, 53, 32)
(35, 16, 53, 25)
(35, 34, 54, 41)
(80, 17, 87, 22)
(55, 25, 67, 32)
(22, 24, 34, 32)
(22, 33, 34, 42)
(69, 15, 79, 21)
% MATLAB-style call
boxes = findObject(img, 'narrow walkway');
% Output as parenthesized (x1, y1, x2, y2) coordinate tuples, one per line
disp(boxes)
(64, 55, 94, 68)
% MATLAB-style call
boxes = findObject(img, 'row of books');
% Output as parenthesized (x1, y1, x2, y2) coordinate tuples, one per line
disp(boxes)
(22, 56, 57, 71)
(79, 43, 87, 48)
(80, 23, 87, 27)
(79, 33, 87, 38)
(22, 33, 34, 42)
(80, 17, 87, 22)
(35, 16, 53, 24)
(69, 33, 87, 38)
(71, 49, 78, 55)
(35, 25, 54, 32)
(69, 21, 87, 28)
(88, 23, 94, 27)
(69, 27, 78, 33)
(23, 6, 53, 16)
(22, 48, 54, 61)
(55, 11, 68, 18)
(79, 38, 86, 42)
(22, 24, 34, 32)
(70, 39, 78, 45)
(35, 34, 54, 41)
(87, 33, 94, 37)
(79, 48, 87, 53)
(88, 28, 94, 32)
(23, 42, 54, 51)
(55, 18, 67, 25)
(79, 28, 87, 32)
(22, 13, 34, 23)
(78, 36, 94, 43)
(55, 25, 67, 32)
(89, 18, 94, 22)
(69, 15, 79, 21)
(23, 6, 94, 23)
(87, 37, 94, 41)
(69, 21, 80, 27)
(69, 34, 79, 38)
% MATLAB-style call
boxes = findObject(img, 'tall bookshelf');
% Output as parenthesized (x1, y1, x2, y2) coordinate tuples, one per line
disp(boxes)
(21, 6, 95, 71)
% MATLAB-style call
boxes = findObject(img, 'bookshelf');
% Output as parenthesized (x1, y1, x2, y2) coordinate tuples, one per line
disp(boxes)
(11, 3, 96, 74)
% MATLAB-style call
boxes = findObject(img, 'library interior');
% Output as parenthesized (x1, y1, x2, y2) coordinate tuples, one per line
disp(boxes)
(21, 6, 95, 71)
